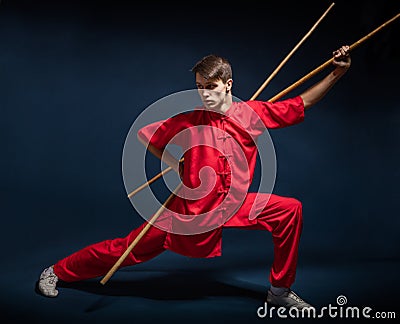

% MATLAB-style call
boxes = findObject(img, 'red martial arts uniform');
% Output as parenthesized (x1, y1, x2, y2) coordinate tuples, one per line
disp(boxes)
(54, 96, 305, 288)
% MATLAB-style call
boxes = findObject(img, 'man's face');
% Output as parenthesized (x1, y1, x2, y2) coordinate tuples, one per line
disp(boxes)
(195, 73, 232, 110)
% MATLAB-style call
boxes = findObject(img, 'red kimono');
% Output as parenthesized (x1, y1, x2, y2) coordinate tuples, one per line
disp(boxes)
(54, 96, 305, 288)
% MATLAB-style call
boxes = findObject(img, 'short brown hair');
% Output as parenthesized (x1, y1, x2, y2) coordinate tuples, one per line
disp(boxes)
(191, 54, 232, 82)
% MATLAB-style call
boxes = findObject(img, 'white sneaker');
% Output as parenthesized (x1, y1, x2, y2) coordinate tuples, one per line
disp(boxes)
(38, 266, 59, 297)
(266, 289, 314, 310)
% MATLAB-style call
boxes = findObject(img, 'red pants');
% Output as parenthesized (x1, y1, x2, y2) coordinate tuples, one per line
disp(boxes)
(54, 193, 303, 288)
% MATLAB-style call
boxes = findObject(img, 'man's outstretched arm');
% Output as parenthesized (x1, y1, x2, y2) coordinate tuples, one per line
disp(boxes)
(300, 45, 351, 110)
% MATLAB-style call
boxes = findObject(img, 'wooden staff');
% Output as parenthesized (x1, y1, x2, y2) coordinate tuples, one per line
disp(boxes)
(100, 182, 183, 285)
(127, 157, 184, 199)
(250, 2, 335, 100)
(125, 3, 334, 200)
(268, 12, 400, 103)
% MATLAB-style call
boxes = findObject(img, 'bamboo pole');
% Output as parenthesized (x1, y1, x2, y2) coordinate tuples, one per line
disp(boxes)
(268, 12, 400, 103)
(127, 158, 184, 199)
(250, 2, 335, 100)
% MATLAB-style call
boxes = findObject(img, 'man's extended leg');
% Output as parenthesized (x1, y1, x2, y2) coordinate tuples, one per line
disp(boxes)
(38, 222, 168, 297)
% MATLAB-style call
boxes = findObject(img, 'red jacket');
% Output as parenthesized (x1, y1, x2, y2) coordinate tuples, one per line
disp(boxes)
(137, 96, 304, 258)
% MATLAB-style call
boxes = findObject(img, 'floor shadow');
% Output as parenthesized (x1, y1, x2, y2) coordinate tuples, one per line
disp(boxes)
(56, 270, 265, 302)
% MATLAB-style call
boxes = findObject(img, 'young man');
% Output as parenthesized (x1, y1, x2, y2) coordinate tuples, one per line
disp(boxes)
(38, 46, 351, 309)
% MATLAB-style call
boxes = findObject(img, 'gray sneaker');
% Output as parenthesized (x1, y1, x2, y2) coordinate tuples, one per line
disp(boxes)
(38, 266, 59, 297)
(266, 289, 314, 310)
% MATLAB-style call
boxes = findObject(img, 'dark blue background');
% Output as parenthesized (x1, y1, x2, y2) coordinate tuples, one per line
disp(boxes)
(1, 0, 399, 323)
